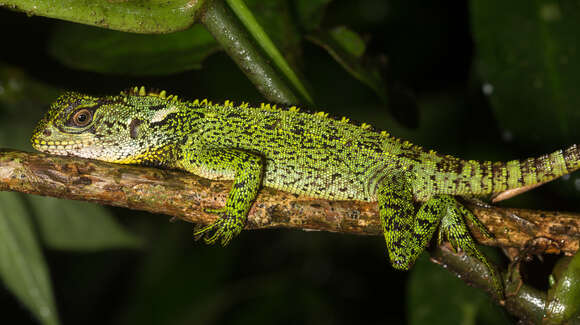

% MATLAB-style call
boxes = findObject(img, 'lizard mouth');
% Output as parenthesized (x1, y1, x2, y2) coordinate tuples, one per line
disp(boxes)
(31, 137, 93, 155)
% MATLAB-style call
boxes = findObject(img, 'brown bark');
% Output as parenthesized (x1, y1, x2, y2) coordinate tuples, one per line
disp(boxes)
(0, 149, 578, 255)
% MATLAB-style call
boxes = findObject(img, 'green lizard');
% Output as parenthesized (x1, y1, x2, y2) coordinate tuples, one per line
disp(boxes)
(31, 86, 580, 296)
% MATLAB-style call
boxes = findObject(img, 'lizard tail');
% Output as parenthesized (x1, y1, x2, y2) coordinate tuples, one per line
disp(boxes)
(480, 144, 580, 201)
(427, 144, 580, 200)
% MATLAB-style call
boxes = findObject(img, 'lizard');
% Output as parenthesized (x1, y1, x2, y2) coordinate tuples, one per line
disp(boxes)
(31, 86, 580, 296)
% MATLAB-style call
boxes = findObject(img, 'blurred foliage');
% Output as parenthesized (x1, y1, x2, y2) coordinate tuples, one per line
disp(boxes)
(307, 26, 389, 104)
(472, 0, 580, 146)
(28, 197, 141, 251)
(1, 0, 580, 324)
(49, 24, 220, 76)
(0, 192, 59, 325)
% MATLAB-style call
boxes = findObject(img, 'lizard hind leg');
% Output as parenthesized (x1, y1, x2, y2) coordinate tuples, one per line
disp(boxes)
(378, 176, 503, 297)
(429, 196, 494, 266)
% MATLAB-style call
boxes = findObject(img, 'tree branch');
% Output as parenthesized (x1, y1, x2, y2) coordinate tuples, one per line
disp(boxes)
(3, 148, 580, 319)
(0, 149, 578, 256)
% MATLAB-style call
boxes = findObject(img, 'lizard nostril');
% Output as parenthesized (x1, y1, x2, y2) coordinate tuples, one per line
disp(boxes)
(43, 129, 51, 136)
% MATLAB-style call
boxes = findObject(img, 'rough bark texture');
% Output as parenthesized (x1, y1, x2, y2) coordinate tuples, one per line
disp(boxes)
(0, 149, 578, 255)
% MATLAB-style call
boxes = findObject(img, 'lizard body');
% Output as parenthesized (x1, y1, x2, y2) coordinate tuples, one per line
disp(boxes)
(31, 86, 580, 295)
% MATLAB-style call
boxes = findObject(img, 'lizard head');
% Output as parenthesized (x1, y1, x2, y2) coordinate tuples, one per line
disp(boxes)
(31, 88, 174, 163)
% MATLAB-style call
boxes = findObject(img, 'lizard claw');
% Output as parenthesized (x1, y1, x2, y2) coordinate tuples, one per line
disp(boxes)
(193, 208, 244, 246)
(458, 205, 495, 239)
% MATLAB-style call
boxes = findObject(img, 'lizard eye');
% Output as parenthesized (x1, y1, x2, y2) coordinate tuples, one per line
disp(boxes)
(72, 109, 92, 127)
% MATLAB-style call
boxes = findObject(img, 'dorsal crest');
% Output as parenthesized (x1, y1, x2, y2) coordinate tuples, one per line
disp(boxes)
(119, 86, 417, 144)
(121, 86, 178, 100)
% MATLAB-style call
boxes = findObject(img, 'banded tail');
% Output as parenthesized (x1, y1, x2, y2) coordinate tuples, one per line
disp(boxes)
(489, 144, 580, 201)
(429, 144, 580, 200)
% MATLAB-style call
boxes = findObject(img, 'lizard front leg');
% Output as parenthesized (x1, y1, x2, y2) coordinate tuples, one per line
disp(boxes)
(179, 147, 264, 246)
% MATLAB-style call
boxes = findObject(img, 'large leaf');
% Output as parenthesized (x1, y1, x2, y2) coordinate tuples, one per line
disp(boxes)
(0, 192, 60, 325)
(0, 0, 201, 33)
(471, 0, 580, 146)
(49, 23, 220, 76)
(28, 196, 141, 251)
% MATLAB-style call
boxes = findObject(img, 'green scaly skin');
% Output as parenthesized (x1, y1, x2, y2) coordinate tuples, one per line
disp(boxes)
(31, 86, 580, 296)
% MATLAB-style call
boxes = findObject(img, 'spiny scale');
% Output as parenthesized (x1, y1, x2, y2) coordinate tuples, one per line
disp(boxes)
(124, 86, 382, 137)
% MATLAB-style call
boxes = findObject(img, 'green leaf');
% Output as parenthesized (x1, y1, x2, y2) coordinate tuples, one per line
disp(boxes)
(471, 0, 580, 146)
(28, 196, 141, 251)
(0, 0, 202, 33)
(307, 27, 388, 103)
(329, 26, 366, 58)
(0, 192, 60, 325)
(49, 23, 220, 76)
(407, 253, 510, 325)
(245, 0, 302, 59)
(226, 0, 314, 105)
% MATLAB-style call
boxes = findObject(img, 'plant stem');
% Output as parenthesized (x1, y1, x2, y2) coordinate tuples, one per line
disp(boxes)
(199, 0, 302, 105)
(226, 0, 313, 105)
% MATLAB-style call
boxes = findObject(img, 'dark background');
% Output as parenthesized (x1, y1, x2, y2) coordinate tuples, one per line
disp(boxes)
(1, 0, 579, 324)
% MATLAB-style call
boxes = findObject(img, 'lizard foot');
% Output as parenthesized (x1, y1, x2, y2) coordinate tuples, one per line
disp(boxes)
(435, 197, 503, 298)
(193, 208, 244, 246)
(437, 201, 494, 251)
(437, 200, 483, 254)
